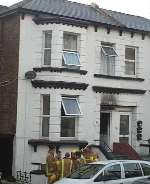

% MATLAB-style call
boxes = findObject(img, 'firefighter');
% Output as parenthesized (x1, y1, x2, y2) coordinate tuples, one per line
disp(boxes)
(82, 146, 97, 163)
(71, 151, 79, 172)
(55, 150, 63, 180)
(56, 152, 73, 180)
(76, 151, 86, 168)
(46, 145, 57, 184)
(62, 152, 73, 177)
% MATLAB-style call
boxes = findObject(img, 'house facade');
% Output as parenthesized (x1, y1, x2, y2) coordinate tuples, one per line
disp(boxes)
(0, 0, 150, 177)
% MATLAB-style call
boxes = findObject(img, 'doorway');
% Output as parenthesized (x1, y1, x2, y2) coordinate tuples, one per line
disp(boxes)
(0, 135, 13, 178)
(100, 112, 110, 146)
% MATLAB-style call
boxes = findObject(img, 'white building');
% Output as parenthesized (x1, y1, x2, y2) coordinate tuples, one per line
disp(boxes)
(0, 0, 150, 177)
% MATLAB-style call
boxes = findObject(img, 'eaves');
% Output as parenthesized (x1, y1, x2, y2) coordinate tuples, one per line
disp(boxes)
(0, 7, 149, 35)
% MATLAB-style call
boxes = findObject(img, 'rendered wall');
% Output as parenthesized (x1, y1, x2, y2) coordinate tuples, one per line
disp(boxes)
(14, 15, 150, 173)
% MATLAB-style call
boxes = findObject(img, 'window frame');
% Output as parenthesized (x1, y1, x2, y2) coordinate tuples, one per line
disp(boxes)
(101, 45, 118, 57)
(40, 94, 50, 138)
(125, 46, 137, 76)
(60, 116, 77, 138)
(60, 96, 81, 138)
(61, 97, 81, 116)
(63, 32, 81, 67)
(100, 44, 117, 76)
(63, 32, 78, 52)
(62, 50, 81, 66)
(43, 31, 52, 66)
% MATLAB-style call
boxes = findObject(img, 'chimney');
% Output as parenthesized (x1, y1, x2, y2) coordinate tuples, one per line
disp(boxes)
(90, 2, 100, 12)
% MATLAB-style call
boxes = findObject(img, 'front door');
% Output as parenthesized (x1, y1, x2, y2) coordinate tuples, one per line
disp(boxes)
(100, 112, 110, 145)
(119, 112, 131, 144)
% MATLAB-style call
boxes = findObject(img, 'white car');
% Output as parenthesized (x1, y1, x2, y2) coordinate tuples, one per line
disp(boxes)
(54, 160, 150, 184)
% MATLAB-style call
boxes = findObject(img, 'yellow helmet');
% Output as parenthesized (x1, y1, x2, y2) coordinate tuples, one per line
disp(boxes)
(72, 149, 79, 153)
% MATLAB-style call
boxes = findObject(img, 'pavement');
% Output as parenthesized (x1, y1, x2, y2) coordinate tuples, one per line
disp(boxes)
(1, 181, 19, 184)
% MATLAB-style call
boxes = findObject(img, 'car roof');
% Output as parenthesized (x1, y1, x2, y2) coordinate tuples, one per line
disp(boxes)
(89, 160, 150, 165)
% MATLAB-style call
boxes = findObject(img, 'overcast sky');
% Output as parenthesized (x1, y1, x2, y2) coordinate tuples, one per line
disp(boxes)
(1, 0, 150, 19)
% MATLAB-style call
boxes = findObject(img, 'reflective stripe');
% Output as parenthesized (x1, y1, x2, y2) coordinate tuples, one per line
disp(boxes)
(61, 160, 64, 178)
(46, 165, 52, 176)
(70, 160, 73, 173)
(61, 159, 72, 178)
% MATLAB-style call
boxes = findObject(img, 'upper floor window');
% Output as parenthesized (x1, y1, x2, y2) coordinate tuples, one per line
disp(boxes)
(63, 33, 80, 67)
(41, 95, 50, 137)
(43, 31, 52, 65)
(61, 97, 81, 138)
(101, 43, 117, 76)
(125, 47, 136, 75)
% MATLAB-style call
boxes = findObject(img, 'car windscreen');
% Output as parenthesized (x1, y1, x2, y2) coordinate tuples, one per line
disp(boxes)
(67, 164, 105, 179)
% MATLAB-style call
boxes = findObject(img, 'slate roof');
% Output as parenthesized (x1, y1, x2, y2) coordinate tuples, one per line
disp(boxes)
(1, 0, 150, 33)
(0, 5, 8, 14)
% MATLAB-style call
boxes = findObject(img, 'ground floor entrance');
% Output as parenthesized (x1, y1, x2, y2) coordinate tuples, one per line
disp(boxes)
(0, 135, 13, 178)
(100, 112, 110, 145)
(100, 110, 132, 148)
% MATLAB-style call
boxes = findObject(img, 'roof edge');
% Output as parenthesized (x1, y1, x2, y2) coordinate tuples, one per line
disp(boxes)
(0, 7, 149, 34)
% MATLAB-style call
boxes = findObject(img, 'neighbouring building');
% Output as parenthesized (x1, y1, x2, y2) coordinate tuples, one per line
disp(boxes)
(0, 0, 150, 177)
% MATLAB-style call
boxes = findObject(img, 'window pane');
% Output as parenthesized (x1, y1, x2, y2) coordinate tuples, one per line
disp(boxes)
(63, 52, 80, 66)
(107, 56, 115, 76)
(44, 49, 51, 65)
(125, 47, 135, 60)
(45, 32, 52, 48)
(141, 163, 150, 176)
(43, 95, 50, 115)
(120, 115, 129, 135)
(102, 46, 117, 56)
(61, 117, 75, 137)
(64, 34, 77, 51)
(42, 117, 49, 137)
(125, 61, 135, 75)
(123, 163, 142, 178)
(104, 164, 121, 180)
(62, 98, 81, 115)
(101, 52, 115, 76)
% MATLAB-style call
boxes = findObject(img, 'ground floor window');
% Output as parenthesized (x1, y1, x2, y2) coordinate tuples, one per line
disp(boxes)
(61, 97, 81, 138)
(61, 117, 75, 137)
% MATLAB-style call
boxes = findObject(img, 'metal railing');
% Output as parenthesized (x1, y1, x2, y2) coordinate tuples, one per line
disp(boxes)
(99, 140, 113, 153)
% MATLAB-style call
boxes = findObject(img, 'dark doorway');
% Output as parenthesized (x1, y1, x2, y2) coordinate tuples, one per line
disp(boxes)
(0, 135, 13, 178)
(100, 112, 110, 145)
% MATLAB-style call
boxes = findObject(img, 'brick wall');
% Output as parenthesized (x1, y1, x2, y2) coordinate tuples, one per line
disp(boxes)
(0, 15, 20, 135)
